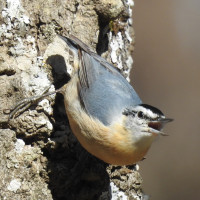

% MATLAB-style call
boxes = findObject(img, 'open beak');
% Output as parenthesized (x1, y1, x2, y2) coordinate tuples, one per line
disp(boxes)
(148, 118, 173, 136)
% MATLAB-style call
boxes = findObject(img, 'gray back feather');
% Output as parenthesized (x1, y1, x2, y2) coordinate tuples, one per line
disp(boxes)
(59, 35, 142, 125)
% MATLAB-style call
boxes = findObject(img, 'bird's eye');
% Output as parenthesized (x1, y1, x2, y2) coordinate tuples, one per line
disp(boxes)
(138, 111, 144, 119)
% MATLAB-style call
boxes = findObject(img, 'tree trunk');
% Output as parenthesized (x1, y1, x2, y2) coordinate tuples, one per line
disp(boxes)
(0, 0, 147, 199)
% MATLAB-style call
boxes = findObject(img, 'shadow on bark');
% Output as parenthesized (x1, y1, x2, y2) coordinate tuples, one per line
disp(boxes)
(43, 55, 110, 200)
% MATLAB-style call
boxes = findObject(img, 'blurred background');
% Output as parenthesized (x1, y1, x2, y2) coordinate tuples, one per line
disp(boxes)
(131, 0, 200, 199)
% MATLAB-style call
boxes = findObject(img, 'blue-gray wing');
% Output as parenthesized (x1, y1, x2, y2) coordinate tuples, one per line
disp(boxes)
(59, 35, 142, 125)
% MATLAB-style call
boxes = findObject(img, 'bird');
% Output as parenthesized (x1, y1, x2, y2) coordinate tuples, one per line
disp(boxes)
(9, 35, 173, 166)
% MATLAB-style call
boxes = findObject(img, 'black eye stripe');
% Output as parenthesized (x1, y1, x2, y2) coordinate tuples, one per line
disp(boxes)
(122, 109, 136, 116)
(123, 107, 162, 121)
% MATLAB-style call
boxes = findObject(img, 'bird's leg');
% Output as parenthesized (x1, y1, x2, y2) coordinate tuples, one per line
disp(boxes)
(8, 85, 62, 120)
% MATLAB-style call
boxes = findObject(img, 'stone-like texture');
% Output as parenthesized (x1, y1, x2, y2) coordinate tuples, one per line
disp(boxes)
(0, 0, 147, 199)
(0, 129, 52, 200)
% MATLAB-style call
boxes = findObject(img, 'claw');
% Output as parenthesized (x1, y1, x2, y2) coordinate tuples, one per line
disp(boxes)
(8, 85, 60, 120)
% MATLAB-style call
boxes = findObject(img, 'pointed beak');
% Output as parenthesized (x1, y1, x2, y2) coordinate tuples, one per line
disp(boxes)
(148, 118, 173, 136)
(158, 118, 174, 123)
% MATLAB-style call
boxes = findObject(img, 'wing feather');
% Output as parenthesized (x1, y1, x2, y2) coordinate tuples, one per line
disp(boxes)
(59, 35, 142, 125)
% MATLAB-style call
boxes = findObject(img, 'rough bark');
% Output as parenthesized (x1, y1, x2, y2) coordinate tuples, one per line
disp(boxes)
(0, 0, 147, 199)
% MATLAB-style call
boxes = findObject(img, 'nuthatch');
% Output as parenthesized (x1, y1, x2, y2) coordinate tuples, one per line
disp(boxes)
(9, 35, 173, 166)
